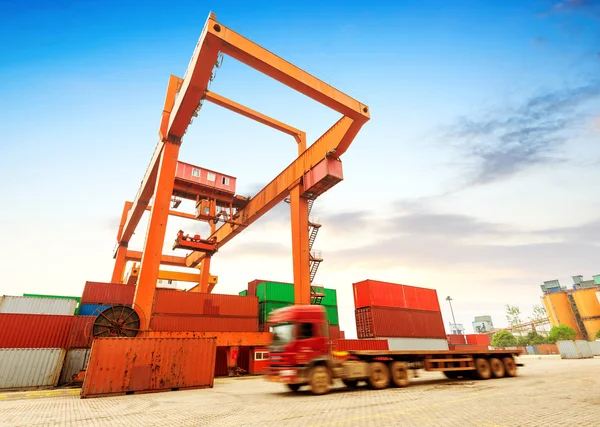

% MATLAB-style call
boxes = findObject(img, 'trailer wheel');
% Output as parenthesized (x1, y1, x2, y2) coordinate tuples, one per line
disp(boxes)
(309, 366, 332, 395)
(489, 358, 506, 378)
(503, 357, 517, 377)
(342, 379, 359, 389)
(367, 362, 391, 389)
(390, 362, 410, 387)
(474, 358, 491, 380)
(286, 383, 302, 392)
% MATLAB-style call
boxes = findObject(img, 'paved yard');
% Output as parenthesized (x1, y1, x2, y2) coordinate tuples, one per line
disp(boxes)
(1, 355, 599, 427)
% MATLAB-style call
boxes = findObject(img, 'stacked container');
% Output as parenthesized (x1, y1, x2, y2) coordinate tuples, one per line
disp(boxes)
(243, 280, 342, 339)
(353, 280, 448, 350)
(150, 289, 259, 332)
(0, 295, 80, 389)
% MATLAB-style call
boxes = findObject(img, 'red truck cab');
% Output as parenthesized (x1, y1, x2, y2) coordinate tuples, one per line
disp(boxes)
(266, 305, 331, 391)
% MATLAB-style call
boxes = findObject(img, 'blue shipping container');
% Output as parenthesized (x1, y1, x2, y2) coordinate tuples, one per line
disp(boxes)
(78, 304, 112, 316)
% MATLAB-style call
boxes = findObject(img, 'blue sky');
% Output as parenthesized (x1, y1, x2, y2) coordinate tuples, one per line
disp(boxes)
(1, 0, 599, 336)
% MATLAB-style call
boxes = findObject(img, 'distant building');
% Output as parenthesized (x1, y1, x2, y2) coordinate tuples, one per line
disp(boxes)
(472, 315, 494, 333)
(448, 323, 465, 335)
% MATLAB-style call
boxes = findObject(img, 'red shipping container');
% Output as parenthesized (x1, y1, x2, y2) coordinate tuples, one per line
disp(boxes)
(150, 314, 258, 332)
(352, 280, 441, 312)
(339, 331, 346, 340)
(447, 334, 467, 345)
(536, 344, 559, 355)
(0, 314, 74, 348)
(450, 344, 489, 351)
(81, 337, 216, 398)
(466, 334, 491, 346)
(355, 307, 446, 339)
(81, 282, 135, 305)
(334, 339, 389, 351)
(329, 325, 341, 340)
(67, 316, 95, 349)
(247, 279, 270, 297)
(153, 290, 258, 317)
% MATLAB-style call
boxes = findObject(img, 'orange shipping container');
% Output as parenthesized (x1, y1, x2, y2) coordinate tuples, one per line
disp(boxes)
(81, 337, 216, 398)
(153, 290, 258, 317)
(150, 314, 258, 332)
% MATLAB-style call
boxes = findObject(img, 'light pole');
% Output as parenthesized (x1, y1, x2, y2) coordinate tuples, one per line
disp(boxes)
(446, 296, 458, 334)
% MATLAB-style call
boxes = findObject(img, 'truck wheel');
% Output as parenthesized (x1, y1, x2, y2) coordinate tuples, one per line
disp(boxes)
(390, 362, 410, 387)
(286, 383, 302, 392)
(342, 379, 359, 389)
(310, 366, 332, 395)
(503, 357, 517, 377)
(474, 358, 491, 380)
(489, 358, 506, 378)
(367, 362, 390, 389)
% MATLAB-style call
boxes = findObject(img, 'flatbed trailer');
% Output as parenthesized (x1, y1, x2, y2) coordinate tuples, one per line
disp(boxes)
(265, 305, 523, 395)
(268, 348, 523, 395)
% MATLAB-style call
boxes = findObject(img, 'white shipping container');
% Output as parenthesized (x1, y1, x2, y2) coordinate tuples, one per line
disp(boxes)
(557, 340, 582, 359)
(384, 337, 449, 351)
(574, 340, 593, 358)
(59, 349, 91, 385)
(0, 296, 77, 315)
(0, 348, 66, 389)
(588, 341, 600, 356)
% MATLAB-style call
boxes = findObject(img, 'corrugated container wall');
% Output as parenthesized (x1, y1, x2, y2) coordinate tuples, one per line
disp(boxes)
(355, 307, 446, 339)
(447, 334, 467, 345)
(81, 337, 217, 398)
(260, 302, 292, 323)
(59, 349, 91, 385)
(385, 337, 449, 351)
(81, 282, 135, 305)
(334, 339, 389, 351)
(78, 304, 113, 317)
(0, 314, 73, 348)
(557, 340, 583, 359)
(0, 348, 66, 389)
(153, 290, 258, 317)
(256, 282, 295, 303)
(466, 334, 491, 346)
(588, 341, 600, 356)
(352, 280, 441, 311)
(23, 294, 81, 314)
(67, 316, 95, 349)
(574, 340, 593, 358)
(0, 296, 78, 315)
(150, 314, 258, 332)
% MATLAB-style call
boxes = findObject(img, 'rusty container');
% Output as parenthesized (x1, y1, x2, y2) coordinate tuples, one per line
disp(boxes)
(334, 339, 389, 351)
(67, 316, 95, 349)
(352, 280, 441, 311)
(0, 314, 73, 348)
(153, 290, 258, 317)
(81, 337, 216, 398)
(150, 314, 258, 332)
(465, 334, 491, 346)
(447, 334, 467, 345)
(80, 281, 136, 305)
(355, 307, 446, 339)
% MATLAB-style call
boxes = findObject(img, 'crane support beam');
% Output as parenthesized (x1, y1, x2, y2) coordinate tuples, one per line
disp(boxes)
(157, 270, 201, 283)
(186, 115, 360, 267)
(165, 12, 370, 147)
(204, 91, 306, 150)
(145, 205, 196, 220)
(125, 250, 188, 268)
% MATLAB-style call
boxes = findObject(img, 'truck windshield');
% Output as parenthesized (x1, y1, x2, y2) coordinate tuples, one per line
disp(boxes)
(270, 323, 294, 345)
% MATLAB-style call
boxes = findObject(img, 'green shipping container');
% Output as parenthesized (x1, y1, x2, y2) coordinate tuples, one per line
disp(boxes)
(256, 282, 294, 303)
(259, 301, 293, 323)
(324, 305, 339, 326)
(239, 290, 248, 296)
(22, 294, 81, 315)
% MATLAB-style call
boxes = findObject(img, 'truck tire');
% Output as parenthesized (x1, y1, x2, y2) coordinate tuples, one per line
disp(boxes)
(390, 362, 410, 387)
(286, 383, 302, 392)
(342, 379, 359, 389)
(367, 361, 390, 389)
(489, 358, 506, 378)
(310, 365, 332, 395)
(474, 358, 491, 380)
(503, 357, 517, 377)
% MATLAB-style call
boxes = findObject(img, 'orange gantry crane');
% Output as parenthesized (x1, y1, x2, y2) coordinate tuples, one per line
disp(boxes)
(111, 12, 370, 331)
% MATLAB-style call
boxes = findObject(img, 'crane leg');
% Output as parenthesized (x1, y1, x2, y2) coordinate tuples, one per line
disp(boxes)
(199, 257, 212, 292)
(290, 184, 311, 305)
(111, 244, 128, 283)
(134, 141, 181, 329)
